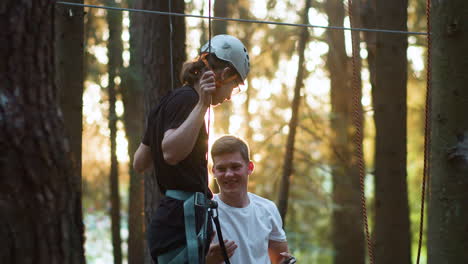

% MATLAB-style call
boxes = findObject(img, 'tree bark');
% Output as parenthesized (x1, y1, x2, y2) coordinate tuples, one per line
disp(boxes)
(277, 0, 312, 225)
(141, 1, 186, 263)
(0, 1, 85, 263)
(325, 0, 365, 263)
(124, 0, 145, 263)
(372, 1, 412, 263)
(107, 3, 123, 264)
(427, 1, 468, 263)
(55, 0, 84, 176)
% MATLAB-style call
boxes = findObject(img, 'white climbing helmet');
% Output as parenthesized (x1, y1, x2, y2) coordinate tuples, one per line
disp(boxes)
(201, 34, 250, 83)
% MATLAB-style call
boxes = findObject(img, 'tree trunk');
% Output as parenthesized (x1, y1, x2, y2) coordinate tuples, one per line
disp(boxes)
(277, 0, 311, 225)
(243, 75, 254, 142)
(0, 1, 85, 263)
(372, 1, 412, 263)
(199, 3, 207, 48)
(141, 1, 186, 263)
(325, 0, 365, 263)
(360, 0, 376, 97)
(55, 0, 84, 176)
(212, 0, 232, 136)
(107, 4, 123, 264)
(427, 1, 468, 263)
(234, 0, 255, 147)
(124, 0, 145, 263)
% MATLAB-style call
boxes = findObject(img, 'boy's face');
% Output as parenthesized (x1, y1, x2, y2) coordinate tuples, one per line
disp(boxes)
(212, 151, 253, 196)
(210, 68, 241, 105)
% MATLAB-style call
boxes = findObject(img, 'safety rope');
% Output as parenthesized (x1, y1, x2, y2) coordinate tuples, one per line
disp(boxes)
(347, 1, 374, 264)
(201, 0, 213, 263)
(56, 1, 427, 35)
(417, 0, 432, 263)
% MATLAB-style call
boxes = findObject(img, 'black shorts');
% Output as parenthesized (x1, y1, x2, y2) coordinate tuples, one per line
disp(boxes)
(147, 196, 213, 263)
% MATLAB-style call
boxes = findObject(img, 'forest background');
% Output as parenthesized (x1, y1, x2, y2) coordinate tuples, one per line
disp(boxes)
(80, 0, 429, 263)
(4, 0, 446, 263)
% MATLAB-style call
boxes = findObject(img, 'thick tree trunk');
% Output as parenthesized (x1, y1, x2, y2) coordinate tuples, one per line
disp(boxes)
(372, 1, 412, 263)
(212, 0, 232, 136)
(55, 0, 84, 175)
(427, 1, 468, 263)
(277, 0, 311, 225)
(325, 0, 365, 263)
(107, 4, 123, 264)
(0, 1, 85, 263)
(124, 0, 145, 263)
(199, 3, 207, 48)
(141, 1, 186, 263)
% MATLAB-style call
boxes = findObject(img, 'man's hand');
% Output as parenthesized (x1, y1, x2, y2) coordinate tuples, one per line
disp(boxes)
(279, 252, 297, 264)
(206, 240, 237, 264)
(197, 70, 216, 107)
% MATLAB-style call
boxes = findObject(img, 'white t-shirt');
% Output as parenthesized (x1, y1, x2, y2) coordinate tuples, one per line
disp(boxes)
(212, 193, 287, 264)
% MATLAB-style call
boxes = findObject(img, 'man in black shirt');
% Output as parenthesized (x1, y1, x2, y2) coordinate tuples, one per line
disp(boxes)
(134, 35, 250, 264)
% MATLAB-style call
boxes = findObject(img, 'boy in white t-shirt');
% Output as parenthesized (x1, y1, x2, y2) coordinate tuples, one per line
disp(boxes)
(206, 135, 296, 264)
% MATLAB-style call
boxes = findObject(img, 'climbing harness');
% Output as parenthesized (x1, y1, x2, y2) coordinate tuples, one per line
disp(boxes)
(159, 190, 231, 264)
(157, 190, 209, 264)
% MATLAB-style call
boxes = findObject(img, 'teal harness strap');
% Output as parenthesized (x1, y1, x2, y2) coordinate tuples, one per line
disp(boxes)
(163, 190, 208, 264)
(157, 246, 186, 264)
(184, 194, 198, 263)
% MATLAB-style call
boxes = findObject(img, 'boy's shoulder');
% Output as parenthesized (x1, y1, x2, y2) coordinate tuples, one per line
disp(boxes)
(248, 193, 279, 211)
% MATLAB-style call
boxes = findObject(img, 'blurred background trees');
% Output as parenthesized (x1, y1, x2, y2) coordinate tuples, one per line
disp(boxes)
(4, 0, 464, 263)
(78, 0, 429, 263)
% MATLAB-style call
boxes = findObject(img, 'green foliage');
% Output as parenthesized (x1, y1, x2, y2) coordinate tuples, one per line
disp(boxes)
(80, 0, 430, 262)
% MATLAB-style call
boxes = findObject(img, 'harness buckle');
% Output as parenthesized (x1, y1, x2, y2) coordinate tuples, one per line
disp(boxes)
(193, 192, 218, 209)
(194, 192, 207, 207)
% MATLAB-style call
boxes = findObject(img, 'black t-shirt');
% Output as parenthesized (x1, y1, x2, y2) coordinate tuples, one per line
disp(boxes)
(143, 85, 212, 198)
(143, 86, 214, 258)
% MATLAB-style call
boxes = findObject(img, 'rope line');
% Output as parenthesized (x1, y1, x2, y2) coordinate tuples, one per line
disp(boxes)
(202, 0, 213, 263)
(56, 1, 428, 35)
(347, 1, 374, 263)
(417, 0, 432, 263)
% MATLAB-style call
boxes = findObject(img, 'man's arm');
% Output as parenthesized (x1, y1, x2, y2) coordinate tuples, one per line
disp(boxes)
(133, 143, 153, 174)
(161, 103, 207, 165)
(268, 240, 289, 264)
